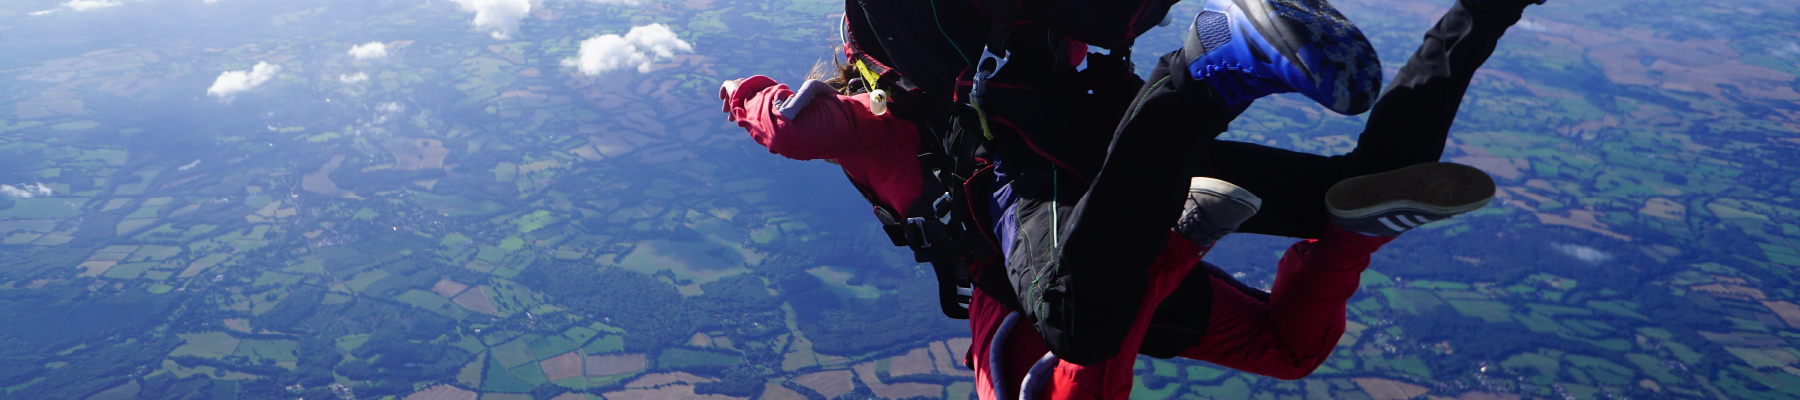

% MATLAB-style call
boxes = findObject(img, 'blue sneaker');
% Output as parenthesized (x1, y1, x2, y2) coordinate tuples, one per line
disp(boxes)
(1183, 0, 1383, 115)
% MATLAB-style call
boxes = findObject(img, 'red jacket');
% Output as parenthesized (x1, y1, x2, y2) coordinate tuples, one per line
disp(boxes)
(722, 75, 924, 217)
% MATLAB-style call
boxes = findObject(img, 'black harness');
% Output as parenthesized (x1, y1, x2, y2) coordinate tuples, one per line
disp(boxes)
(837, 0, 1181, 321)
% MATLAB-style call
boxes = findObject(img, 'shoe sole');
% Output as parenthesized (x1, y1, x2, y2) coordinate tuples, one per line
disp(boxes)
(1190, 177, 1263, 212)
(1235, 0, 1312, 80)
(1235, 0, 1382, 114)
(1326, 163, 1496, 218)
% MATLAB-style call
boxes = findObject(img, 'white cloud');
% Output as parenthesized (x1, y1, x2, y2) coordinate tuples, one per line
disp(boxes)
(1, 184, 52, 199)
(624, 23, 692, 59)
(561, 23, 693, 75)
(63, 0, 122, 11)
(207, 61, 281, 98)
(562, 35, 645, 74)
(1514, 19, 1546, 32)
(348, 42, 388, 60)
(1775, 42, 1800, 57)
(339, 73, 369, 83)
(583, 0, 642, 5)
(449, 0, 531, 39)
(32, 0, 160, 15)
(1552, 243, 1613, 264)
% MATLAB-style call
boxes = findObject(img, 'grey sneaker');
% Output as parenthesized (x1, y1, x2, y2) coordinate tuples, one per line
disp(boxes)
(1177, 177, 1262, 248)
(1327, 162, 1496, 237)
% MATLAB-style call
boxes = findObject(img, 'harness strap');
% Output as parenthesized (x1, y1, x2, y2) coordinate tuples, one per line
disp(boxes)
(838, 153, 974, 319)
(1019, 352, 1061, 400)
(989, 311, 1023, 400)
(844, 169, 911, 247)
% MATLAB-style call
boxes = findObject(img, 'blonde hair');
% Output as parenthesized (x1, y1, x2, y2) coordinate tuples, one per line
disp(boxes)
(806, 56, 864, 96)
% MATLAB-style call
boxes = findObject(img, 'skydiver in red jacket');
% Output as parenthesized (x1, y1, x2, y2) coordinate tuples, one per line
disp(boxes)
(719, 0, 1535, 397)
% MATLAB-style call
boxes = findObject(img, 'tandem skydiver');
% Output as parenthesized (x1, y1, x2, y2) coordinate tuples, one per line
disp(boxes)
(718, 0, 1540, 398)
(971, 0, 1540, 397)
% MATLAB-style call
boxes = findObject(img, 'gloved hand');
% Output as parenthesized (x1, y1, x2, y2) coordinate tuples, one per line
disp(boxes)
(719, 78, 747, 103)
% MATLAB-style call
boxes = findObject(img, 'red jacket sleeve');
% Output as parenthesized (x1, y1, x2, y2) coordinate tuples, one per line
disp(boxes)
(721, 75, 925, 214)
(723, 75, 908, 161)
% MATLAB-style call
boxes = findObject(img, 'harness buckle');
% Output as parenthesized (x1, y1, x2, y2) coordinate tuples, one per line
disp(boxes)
(932, 192, 955, 225)
(970, 47, 1009, 107)
(967, 46, 1010, 141)
(904, 217, 947, 250)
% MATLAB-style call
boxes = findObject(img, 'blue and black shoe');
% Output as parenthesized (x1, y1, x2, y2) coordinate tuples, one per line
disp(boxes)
(1327, 163, 1496, 237)
(1183, 0, 1383, 115)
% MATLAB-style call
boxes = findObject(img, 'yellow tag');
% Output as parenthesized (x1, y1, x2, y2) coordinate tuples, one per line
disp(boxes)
(971, 100, 995, 141)
(852, 59, 882, 90)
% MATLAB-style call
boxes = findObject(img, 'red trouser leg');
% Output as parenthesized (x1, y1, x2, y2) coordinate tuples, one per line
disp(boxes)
(976, 224, 1389, 398)
(974, 232, 1205, 400)
(1179, 223, 1390, 379)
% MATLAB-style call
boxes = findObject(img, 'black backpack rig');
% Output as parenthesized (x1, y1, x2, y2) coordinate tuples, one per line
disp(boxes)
(834, 0, 1182, 320)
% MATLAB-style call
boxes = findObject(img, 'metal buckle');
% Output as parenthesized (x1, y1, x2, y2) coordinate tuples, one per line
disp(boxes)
(906, 217, 933, 249)
(970, 46, 1009, 106)
(932, 192, 955, 225)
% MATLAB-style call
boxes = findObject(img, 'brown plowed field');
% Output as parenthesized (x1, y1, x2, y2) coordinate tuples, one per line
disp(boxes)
(793, 370, 853, 399)
(888, 347, 934, 377)
(540, 352, 583, 381)
(586, 353, 647, 377)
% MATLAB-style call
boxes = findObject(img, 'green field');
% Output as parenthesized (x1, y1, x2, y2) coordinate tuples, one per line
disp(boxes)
(510, 362, 549, 385)
(233, 340, 298, 363)
(582, 335, 625, 355)
(169, 332, 239, 359)
(395, 289, 473, 319)
(528, 335, 579, 360)
(617, 239, 754, 289)
(491, 339, 538, 368)
(336, 334, 372, 351)
(805, 266, 885, 300)
(483, 352, 535, 392)
(656, 348, 742, 368)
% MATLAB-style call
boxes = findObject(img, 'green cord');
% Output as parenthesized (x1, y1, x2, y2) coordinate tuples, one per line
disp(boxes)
(928, 0, 972, 66)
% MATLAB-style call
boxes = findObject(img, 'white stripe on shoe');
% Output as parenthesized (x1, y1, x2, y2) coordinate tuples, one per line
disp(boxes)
(1379, 217, 1406, 232)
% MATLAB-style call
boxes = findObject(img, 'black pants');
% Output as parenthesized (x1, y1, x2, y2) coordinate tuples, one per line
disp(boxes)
(1214, 0, 1528, 238)
(1038, 0, 1529, 364)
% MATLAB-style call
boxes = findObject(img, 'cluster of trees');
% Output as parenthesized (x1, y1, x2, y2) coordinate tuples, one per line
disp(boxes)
(0, 286, 180, 398)
(0, 285, 178, 397)
(337, 332, 475, 381)
(520, 261, 704, 351)
(325, 156, 449, 196)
